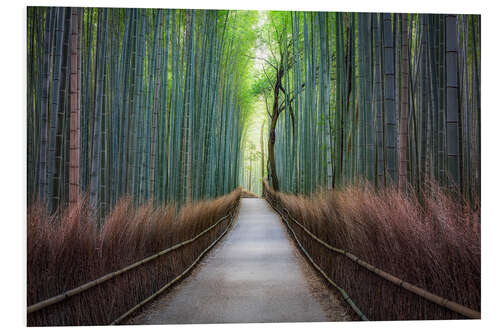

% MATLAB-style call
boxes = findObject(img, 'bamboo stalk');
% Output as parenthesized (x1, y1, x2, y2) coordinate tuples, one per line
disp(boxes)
(398, 13, 409, 192)
(69, 7, 81, 204)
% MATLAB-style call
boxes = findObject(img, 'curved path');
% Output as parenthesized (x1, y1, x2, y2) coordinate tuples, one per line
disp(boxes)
(126, 198, 351, 324)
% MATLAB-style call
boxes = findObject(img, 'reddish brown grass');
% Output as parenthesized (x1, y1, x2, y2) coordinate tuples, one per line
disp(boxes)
(27, 188, 241, 326)
(241, 189, 259, 198)
(264, 181, 480, 321)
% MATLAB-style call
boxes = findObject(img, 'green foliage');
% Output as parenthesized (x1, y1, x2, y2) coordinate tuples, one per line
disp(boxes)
(27, 7, 259, 215)
(27, 7, 481, 212)
(247, 11, 480, 202)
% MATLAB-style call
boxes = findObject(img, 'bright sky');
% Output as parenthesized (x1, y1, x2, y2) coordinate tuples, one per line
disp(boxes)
(253, 11, 268, 70)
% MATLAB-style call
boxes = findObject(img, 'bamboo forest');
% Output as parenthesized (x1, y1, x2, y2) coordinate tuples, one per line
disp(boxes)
(27, 7, 481, 326)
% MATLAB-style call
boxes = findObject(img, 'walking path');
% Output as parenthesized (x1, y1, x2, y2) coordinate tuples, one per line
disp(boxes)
(126, 198, 351, 324)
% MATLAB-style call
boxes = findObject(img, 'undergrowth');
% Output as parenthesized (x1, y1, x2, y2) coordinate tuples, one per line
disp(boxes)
(27, 188, 241, 326)
(264, 181, 480, 321)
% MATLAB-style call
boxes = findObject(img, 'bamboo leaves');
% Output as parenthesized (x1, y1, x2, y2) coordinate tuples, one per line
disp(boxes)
(268, 11, 479, 201)
(28, 7, 251, 215)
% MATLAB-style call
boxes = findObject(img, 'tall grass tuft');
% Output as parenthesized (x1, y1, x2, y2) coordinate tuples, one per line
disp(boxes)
(264, 181, 479, 321)
(27, 188, 241, 326)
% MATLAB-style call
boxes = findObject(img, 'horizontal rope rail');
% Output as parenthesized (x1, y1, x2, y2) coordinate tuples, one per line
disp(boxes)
(27, 202, 239, 315)
(111, 206, 239, 324)
(265, 192, 480, 320)
(264, 193, 368, 321)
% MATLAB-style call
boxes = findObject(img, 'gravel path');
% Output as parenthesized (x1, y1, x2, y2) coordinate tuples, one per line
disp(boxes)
(125, 198, 351, 324)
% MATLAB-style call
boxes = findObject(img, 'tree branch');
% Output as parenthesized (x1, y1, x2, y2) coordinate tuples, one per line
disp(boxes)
(279, 82, 305, 111)
(244, 54, 278, 70)
(261, 64, 274, 90)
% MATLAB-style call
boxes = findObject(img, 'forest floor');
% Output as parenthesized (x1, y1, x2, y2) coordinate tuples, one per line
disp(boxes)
(125, 198, 351, 324)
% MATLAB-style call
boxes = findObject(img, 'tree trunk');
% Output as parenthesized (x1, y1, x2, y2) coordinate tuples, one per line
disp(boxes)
(260, 120, 265, 184)
(268, 61, 284, 191)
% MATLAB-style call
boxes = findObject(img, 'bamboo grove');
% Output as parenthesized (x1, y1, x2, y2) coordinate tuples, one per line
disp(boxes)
(27, 7, 257, 216)
(260, 12, 480, 201)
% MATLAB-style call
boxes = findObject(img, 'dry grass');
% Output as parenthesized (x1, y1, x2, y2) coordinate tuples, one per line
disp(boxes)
(27, 188, 241, 326)
(264, 181, 480, 321)
(241, 189, 259, 198)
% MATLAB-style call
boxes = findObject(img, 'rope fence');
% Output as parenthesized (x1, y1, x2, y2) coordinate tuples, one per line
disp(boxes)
(263, 191, 368, 321)
(29, 187, 479, 323)
(27, 200, 239, 320)
(263, 187, 480, 320)
(111, 204, 239, 324)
